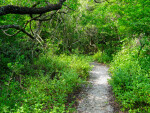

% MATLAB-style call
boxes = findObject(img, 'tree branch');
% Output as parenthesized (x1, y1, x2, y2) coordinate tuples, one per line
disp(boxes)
(0, 14, 42, 38)
(0, 0, 66, 16)
(0, 0, 66, 40)
(0, 25, 34, 39)
(2, 29, 21, 37)
(34, 11, 57, 21)
(63, 4, 75, 11)
(94, 0, 109, 3)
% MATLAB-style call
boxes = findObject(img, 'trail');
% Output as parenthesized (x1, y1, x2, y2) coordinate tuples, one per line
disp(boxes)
(77, 62, 114, 113)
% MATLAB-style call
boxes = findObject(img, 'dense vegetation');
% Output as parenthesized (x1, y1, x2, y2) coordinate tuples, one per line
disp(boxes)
(0, 0, 149, 112)
(109, 39, 150, 112)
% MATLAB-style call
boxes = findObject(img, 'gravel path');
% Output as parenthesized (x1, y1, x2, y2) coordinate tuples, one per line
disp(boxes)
(77, 62, 114, 113)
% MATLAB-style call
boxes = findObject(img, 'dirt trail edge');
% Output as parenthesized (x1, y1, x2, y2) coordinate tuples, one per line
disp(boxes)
(77, 62, 114, 113)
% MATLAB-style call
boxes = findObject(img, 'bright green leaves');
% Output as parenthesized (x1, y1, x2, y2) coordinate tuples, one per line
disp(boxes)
(64, 0, 79, 10)
(115, 0, 150, 35)
(0, 53, 92, 112)
(109, 39, 150, 112)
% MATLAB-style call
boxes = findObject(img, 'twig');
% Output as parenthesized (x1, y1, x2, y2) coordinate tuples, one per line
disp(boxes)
(30, 21, 34, 35)
(34, 11, 58, 21)
(63, 4, 75, 11)
(2, 29, 21, 37)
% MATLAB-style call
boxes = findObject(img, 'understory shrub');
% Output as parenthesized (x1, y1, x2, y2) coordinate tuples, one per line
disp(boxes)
(109, 38, 150, 113)
(0, 52, 92, 112)
(93, 50, 112, 63)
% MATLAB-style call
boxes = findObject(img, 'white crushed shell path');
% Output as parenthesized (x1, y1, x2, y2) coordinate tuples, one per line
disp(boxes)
(77, 62, 114, 113)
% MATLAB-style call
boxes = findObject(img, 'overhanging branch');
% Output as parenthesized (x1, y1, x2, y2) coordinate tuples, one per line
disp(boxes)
(94, 0, 110, 3)
(0, 25, 34, 39)
(0, 0, 66, 41)
(2, 29, 21, 37)
(0, 0, 66, 16)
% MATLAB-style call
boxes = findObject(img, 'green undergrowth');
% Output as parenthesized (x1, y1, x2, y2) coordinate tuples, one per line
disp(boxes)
(109, 38, 150, 113)
(93, 50, 113, 64)
(0, 52, 92, 112)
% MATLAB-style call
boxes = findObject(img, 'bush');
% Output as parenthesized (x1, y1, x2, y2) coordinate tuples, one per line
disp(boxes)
(109, 38, 150, 112)
(0, 52, 92, 112)
(93, 50, 112, 63)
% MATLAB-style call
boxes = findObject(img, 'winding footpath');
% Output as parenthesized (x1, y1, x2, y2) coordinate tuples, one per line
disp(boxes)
(77, 62, 114, 113)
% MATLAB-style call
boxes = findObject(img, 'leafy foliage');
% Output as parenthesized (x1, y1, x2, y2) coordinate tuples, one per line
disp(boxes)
(93, 50, 112, 63)
(109, 39, 150, 112)
(0, 0, 150, 112)
(0, 52, 92, 112)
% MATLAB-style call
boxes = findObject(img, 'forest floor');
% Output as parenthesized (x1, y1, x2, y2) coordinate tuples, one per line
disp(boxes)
(76, 62, 115, 113)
